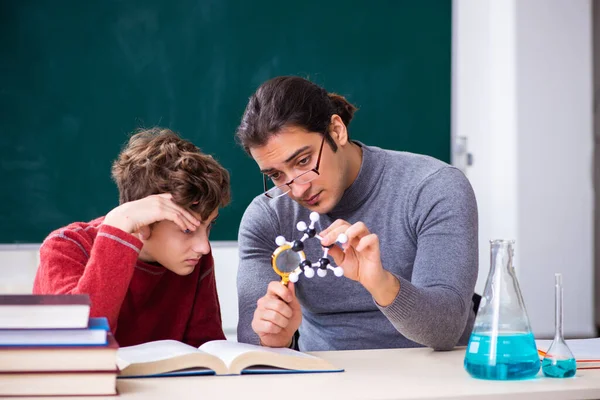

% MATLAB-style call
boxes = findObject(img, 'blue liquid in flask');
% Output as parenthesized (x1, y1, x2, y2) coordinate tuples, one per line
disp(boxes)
(542, 358, 576, 378)
(464, 332, 541, 380)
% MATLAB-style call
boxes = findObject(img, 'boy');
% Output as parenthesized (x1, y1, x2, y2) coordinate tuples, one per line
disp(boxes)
(34, 128, 230, 347)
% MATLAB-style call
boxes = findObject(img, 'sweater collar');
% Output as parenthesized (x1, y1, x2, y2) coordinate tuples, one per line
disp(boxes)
(135, 259, 167, 275)
(327, 142, 385, 218)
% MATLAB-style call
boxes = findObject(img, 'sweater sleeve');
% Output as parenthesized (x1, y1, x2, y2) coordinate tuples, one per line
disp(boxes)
(33, 224, 142, 333)
(236, 199, 282, 345)
(376, 167, 479, 350)
(183, 254, 226, 347)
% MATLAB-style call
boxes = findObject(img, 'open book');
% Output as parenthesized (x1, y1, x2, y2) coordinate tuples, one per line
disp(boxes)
(117, 339, 343, 378)
(536, 337, 600, 369)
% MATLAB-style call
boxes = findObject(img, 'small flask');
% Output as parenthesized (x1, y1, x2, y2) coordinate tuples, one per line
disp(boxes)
(542, 273, 576, 378)
(464, 240, 540, 380)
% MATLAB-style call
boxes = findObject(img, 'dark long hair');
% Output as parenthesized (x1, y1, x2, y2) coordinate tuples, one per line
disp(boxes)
(235, 76, 358, 154)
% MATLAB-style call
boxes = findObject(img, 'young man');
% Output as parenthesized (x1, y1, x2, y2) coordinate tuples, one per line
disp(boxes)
(235, 76, 479, 351)
(33, 128, 231, 347)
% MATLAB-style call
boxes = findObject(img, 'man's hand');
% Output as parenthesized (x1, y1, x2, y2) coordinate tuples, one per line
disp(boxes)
(320, 219, 400, 306)
(103, 193, 200, 239)
(252, 281, 302, 348)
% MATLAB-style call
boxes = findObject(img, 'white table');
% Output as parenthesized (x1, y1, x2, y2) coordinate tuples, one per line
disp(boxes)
(21, 347, 600, 400)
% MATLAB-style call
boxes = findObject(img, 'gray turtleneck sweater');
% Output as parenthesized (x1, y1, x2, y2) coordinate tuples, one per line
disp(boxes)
(236, 143, 478, 351)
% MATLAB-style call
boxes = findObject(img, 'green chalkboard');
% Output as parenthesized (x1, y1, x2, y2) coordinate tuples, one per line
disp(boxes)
(0, 0, 451, 243)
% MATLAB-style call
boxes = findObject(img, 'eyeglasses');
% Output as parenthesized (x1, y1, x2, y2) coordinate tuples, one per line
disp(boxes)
(262, 135, 326, 199)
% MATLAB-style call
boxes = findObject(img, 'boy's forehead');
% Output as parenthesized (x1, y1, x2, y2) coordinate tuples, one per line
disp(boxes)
(190, 207, 218, 222)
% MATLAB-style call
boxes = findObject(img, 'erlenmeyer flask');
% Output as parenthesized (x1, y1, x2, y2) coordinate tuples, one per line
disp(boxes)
(464, 240, 540, 380)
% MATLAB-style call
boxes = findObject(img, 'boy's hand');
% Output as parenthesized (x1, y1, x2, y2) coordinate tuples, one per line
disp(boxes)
(252, 281, 302, 348)
(103, 193, 200, 239)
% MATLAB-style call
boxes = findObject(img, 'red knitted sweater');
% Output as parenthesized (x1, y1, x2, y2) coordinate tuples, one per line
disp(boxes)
(33, 217, 225, 347)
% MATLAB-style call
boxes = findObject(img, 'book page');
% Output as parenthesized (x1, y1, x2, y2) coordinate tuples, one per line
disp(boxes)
(198, 340, 316, 369)
(536, 338, 600, 360)
(117, 340, 198, 370)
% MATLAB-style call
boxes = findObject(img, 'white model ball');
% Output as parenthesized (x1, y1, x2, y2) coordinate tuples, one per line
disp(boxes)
(289, 272, 299, 283)
(309, 212, 320, 222)
(317, 268, 327, 278)
(337, 233, 348, 244)
(275, 236, 286, 246)
(304, 267, 315, 278)
(296, 221, 307, 231)
(333, 266, 344, 277)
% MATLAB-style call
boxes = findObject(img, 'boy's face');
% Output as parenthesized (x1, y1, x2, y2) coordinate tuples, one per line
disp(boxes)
(250, 127, 347, 214)
(139, 208, 219, 275)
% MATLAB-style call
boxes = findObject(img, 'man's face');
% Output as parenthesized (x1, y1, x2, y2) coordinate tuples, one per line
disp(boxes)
(250, 127, 346, 214)
(140, 208, 219, 275)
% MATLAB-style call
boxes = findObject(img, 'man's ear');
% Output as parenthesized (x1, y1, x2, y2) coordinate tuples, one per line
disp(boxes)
(329, 114, 349, 146)
(138, 225, 151, 241)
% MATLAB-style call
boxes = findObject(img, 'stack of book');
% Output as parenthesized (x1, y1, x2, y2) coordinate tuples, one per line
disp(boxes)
(0, 294, 118, 396)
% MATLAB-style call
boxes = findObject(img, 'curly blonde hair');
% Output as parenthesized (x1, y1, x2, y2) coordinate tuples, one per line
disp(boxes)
(111, 127, 230, 220)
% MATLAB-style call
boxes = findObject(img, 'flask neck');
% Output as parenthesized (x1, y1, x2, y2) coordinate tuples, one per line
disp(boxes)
(490, 240, 515, 275)
(554, 277, 564, 341)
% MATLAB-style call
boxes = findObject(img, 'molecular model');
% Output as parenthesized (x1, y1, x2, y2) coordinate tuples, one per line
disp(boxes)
(274, 212, 348, 283)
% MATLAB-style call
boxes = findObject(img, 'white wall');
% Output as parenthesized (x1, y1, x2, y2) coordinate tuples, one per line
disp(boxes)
(0, 245, 41, 294)
(211, 242, 239, 339)
(454, 0, 594, 337)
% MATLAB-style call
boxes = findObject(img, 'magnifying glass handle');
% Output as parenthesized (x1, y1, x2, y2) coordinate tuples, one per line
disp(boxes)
(280, 277, 289, 286)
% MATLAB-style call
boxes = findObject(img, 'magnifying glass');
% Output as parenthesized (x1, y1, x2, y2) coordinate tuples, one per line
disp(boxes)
(271, 235, 316, 285)
(272, 243, 302, 286)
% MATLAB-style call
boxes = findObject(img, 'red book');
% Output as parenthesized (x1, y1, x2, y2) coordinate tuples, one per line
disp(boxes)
(0, 294, 90, 329)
